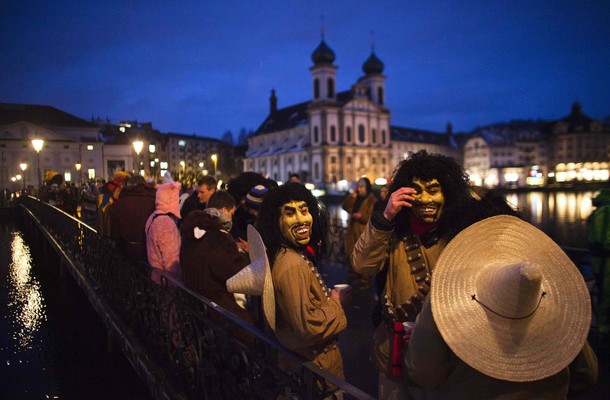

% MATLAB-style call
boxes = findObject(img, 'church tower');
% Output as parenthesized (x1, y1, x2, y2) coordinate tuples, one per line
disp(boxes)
(359, 48, 386, 107)
(310, 35, 337, 102)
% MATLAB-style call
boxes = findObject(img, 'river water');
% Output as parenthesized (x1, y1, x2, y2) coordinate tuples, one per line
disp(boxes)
(325, 189, 599, 249)
(0, 218, 151, 399)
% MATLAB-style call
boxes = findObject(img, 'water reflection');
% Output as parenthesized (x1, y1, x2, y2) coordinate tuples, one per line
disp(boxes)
(8, 232, 46, 351)
(324, 190, 599, 249)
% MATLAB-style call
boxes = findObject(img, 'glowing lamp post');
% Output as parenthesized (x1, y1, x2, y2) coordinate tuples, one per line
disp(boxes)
(31, 139, 44, 187)
(179, 160, 186, 180)
(20, 162, 28, 190)
(211, 154, 218, 176)
(132, 140, 144, 175)
(75, 162, 82, 185)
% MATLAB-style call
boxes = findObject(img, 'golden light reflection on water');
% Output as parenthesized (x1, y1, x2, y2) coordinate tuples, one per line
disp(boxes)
(8, 232, 46, 351)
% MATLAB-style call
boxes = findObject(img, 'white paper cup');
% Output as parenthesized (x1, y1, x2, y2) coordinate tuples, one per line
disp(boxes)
(334, 283, 350, 292)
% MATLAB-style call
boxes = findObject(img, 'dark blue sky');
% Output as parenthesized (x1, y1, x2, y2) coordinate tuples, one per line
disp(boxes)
(2, 0, 609, 139)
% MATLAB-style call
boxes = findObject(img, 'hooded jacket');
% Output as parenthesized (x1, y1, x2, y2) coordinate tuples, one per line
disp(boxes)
(145, 182, 182, 283)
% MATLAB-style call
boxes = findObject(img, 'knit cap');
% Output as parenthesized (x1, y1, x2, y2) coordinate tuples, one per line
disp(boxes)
(246, 185, 268, 210)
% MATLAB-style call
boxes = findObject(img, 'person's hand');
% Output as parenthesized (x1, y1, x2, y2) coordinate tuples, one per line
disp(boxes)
(236, 238, 249, 253)
(403, 323, 414, 344)
(331, 287, 352, 306)
(383, 187, 417, 222)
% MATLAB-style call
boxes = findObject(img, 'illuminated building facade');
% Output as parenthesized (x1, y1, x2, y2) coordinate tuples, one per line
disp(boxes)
(0, 103, 128, 187)
(244, 39, 393, 191)
(548, 102, 609, 184)
(463, 103, 609, 188)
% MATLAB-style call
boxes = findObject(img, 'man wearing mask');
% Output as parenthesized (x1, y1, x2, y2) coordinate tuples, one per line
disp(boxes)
(351, 150, 518, 399)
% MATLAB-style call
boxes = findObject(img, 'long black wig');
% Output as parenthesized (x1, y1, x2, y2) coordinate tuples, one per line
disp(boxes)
(255, 182, 328, 266)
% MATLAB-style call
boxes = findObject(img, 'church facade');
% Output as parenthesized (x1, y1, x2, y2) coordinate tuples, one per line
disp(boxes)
(244, 39, 394, 191)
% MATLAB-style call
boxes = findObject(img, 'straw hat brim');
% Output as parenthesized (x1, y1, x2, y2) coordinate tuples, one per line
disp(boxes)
(431, 215, 591, 382)
(226, 224, 275, 331)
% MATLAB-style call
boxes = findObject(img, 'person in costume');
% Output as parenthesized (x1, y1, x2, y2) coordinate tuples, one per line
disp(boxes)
(404, 215, 598, 399)
(342, 177, 377, 288)
(351, 150, 519, 399)
(145, 181, 182, 284)
(255, 183, 350, 393)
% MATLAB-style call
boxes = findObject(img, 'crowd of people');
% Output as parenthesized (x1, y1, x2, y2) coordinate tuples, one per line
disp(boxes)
(28, 150, 602, 399)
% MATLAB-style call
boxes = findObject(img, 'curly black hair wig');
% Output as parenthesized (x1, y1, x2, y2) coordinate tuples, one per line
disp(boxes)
(255, 182, 328, 266)
(388, 150, 473, 238)
(387, 150, 522, 241)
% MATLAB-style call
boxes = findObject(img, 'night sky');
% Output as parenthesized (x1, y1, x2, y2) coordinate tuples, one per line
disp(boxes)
(2, 0, 609, 139)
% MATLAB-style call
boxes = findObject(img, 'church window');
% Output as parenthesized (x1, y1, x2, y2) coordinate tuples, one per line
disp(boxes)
(314, 126, 319, 143)
(372, 129, 377, 144)
(314, 162, 320, 179)
(346, 126, 352, 142)
(327, 78, 334, 98)
(330, 125, 336, 142)
(378, 87, 384, 105)
(358, 124, 366, 143)
(382, 129, 387, 145)
(314, 79, 320, 99)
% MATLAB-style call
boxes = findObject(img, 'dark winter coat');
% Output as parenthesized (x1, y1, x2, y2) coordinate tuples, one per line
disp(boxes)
(180, 191, 205, 220)
(180, 210, 252, 323)
(111, 183, 156, 263)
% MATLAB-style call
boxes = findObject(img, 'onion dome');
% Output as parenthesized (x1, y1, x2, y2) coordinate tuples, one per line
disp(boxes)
(311, 40, 335, 65)
(362, 51, 384, 74)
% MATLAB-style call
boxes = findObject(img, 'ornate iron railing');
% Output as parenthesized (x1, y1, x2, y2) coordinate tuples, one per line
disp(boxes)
(17, 196, 372, 400)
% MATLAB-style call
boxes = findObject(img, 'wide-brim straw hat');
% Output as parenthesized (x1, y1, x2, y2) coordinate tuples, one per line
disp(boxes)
(226, 224, 275, 331)
(431, 215, 591, 382)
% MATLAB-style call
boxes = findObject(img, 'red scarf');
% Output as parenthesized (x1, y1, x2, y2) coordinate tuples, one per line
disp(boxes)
(410, 214, 437, 236)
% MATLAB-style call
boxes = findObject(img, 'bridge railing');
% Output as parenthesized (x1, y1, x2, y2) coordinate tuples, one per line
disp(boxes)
(17, 196, 373, 400)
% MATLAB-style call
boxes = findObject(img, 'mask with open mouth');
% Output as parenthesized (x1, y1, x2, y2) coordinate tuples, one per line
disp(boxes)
(279, 200, 314, 247)
(410, 178, 445, 224)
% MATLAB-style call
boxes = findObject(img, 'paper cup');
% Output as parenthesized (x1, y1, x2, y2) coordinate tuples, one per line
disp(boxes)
(334, 284, 350, 292)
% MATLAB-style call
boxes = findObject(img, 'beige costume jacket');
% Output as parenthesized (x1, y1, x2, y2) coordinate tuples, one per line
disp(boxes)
(351, 218, 444, 376)
(273, 248, 348, 378)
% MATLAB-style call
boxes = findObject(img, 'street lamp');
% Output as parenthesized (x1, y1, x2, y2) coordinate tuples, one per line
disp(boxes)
(179, 160, 185, 180)
(20, 162, 27, 191)
(211, 154, 218, 176)
(32, 138, 44, 187)
(132, 140, 144, 175)
(75, 162, 82, 186)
